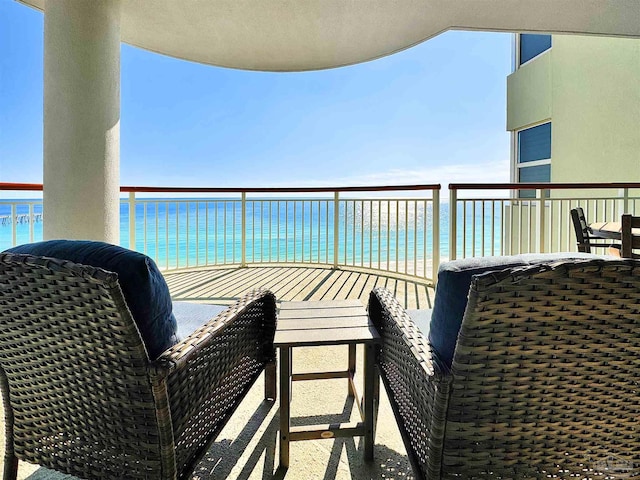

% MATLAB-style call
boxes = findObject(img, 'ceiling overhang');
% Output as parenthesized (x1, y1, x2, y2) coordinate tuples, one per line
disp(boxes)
(20, 0, 640, 71)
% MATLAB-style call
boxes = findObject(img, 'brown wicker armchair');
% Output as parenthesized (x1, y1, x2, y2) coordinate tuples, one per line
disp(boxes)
(0, 252, 277, 480)
(369, 258, 640, 479)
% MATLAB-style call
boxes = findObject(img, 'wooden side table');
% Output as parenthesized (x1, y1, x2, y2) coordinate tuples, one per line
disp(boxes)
(274, 299, 380, 469)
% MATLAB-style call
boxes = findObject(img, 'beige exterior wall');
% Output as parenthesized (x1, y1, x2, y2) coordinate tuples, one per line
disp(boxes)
(506, 52, 551, 131)
(507, 35, 640, 184)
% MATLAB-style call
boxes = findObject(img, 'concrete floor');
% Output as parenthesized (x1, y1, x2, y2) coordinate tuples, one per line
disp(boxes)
(1, 345, 414, 480)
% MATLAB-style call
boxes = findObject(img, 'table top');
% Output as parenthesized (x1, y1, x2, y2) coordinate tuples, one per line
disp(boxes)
(274, 299, 379, 347)
(589, 221, 640, 240)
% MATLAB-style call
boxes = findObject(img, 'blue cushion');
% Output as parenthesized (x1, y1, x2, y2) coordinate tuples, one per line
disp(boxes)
(406, 309, 432, 338)
(6, 240, 178, 360)
(428, 253, 602, 368)
(172, 301, 227, 340)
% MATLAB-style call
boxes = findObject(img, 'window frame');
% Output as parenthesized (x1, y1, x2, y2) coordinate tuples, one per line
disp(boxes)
(515, 33, 552, 68)
(513, 121, 552, 198)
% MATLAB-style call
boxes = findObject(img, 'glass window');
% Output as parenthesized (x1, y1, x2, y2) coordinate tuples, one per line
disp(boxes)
(518, 163, 551, 199)
(519, 164, 550, 183)
(519, 34, 552, 65)
(518, 122, 551, 163)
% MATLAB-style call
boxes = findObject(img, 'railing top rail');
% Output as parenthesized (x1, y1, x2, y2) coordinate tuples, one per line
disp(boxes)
(0, 183, 441, 193)
(0, 183, 43, 191)
(449, 182, 640, 190)
(120, 184, 441, 193)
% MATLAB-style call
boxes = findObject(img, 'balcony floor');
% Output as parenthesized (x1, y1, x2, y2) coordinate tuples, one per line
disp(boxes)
(164, 264, 435, 310)
(2, 265, 428, 479)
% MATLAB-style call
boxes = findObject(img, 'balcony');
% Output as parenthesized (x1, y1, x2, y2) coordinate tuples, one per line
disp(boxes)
(2, 181, 640, 479)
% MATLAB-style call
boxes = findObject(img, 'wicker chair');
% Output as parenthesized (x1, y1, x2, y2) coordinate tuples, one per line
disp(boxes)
(0, 252, 277, 480)
(369, 258, 640, 479)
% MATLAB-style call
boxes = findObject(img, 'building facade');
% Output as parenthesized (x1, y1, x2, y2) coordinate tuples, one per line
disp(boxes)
(507, 34, 640, 190)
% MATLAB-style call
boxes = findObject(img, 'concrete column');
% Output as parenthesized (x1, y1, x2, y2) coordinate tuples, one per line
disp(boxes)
(44, 0, 121, 242)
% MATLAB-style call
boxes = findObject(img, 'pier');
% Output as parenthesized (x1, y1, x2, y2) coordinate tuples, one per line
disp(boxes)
(0, 213, 43, 226)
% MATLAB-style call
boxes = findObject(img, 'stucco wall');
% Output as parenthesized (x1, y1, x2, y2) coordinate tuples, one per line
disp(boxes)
(507, 35, 640, 184)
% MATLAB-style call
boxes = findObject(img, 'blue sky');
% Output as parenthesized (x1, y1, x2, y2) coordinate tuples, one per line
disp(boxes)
(1, 0, 512, 191)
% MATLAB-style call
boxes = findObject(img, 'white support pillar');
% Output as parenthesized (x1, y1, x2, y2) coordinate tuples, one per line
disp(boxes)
(43, 0, 121, 243)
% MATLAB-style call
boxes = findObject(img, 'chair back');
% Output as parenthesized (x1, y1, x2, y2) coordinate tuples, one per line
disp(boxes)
(0, 253, 166, 478)
(446, 259, 640, 478)
(621, 214, 640, 258)
(570, 206, 591, 252)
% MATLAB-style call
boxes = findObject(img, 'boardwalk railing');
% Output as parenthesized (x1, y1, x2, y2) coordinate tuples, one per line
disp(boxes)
(448, 182, 640, 260)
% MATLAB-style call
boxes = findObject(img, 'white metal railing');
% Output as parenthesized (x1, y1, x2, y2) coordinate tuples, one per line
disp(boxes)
(448, 183, 640, 260)
(5, 182, 640, 281)
(0, 184, 44, 251)
(121, 185, 441, 282)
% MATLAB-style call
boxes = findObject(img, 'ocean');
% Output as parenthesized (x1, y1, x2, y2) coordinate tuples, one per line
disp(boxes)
(1, 198, 503, 273)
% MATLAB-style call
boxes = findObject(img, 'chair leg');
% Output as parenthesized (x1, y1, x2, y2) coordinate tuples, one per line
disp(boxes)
(264, 359, 277, 401)
(3, 453, 18, 480)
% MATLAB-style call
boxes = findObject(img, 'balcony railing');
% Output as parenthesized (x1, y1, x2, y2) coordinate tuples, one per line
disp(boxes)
(449, 182, 640, 260)
(1, 184, 441, 282)
(4, 182, 640, 284)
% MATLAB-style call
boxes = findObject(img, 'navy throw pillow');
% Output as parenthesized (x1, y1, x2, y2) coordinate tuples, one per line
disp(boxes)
(6, 240, 178, 360)
(429, 252, 601, 368)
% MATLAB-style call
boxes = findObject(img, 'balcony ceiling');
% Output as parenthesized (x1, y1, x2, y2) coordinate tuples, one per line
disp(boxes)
(18, 0, 640, 71)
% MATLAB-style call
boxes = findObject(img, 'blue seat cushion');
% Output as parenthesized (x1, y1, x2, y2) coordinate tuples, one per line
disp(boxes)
(6, 240, 178, 360)
(172, 301, 227, 340)
(429, 252, 602, 368)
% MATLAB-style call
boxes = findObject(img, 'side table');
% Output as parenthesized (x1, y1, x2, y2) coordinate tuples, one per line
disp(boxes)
(274, 299, 380, 469)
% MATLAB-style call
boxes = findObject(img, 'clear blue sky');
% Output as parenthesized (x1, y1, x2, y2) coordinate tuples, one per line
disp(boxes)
(1, 0, 512, 191)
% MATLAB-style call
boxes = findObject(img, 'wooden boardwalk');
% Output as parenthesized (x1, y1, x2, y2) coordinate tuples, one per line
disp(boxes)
(164, 264, 434, 309)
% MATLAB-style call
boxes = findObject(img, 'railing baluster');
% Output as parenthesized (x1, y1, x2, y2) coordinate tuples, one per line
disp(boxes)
(143, 202, 148, 255)
(128, 192, 136, 250)
(205, 201, 209, 266)
(377, 200, 381, 270)
(185, 201, 189, 267)
(432, 191, 439, 280)
(195, 201, 199, 266)
(449, 187, 457, 261)
(241, 193, 246, 267)
(471, 200, 476, 257)
(175, 202, 179, 269)
(404, 200, 408, 274)
(165, 202, 169, 269)
(359, 200, 363, 268)
(369, 200, 373, 268)
(537, 189, 546, 253)
(333, 192, 339, 268)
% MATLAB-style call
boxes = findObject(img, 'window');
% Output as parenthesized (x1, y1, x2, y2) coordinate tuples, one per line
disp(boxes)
(518, 122, 551, 163)
(517, 122, 551, 198)
(519, 34, 551, 65)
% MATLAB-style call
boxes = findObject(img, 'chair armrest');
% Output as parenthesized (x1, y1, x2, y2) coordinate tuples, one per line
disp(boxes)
(154, 288, 277, 375)
(151, 287, 277, 466)
(368, 287, 451, 480)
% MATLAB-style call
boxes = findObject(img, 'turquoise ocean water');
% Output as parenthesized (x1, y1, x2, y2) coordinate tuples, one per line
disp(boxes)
(0, 199, 503, 270)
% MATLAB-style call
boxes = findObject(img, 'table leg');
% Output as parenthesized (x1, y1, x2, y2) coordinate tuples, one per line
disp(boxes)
(348, 343, 356, 397)
(363, 343, 375, 461)
(264, 354, 277, 401)
(279, 346, 291, 468)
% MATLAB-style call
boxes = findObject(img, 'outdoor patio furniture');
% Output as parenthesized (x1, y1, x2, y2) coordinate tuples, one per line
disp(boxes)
(368, 256, 640, 479)
(621, 214, 640, 258)
(0, 244, 277, 480)
(571, 206, 620, 255)
(274, 300, 379, 469)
